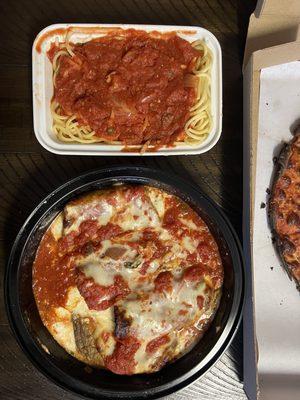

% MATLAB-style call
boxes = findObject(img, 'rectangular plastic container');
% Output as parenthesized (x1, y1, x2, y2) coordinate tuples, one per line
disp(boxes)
(32, 24, 222, 156)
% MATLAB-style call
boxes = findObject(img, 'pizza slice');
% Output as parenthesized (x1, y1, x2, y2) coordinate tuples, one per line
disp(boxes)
(269, 130, 300, 289)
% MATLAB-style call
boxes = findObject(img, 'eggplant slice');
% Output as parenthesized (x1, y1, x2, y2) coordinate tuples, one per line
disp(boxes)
(269, 130, 300, 290)
(114, 306, 132, 339)
(72, 314, 102, 363)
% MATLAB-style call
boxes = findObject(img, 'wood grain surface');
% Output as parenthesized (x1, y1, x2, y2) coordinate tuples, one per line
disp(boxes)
(0, 1, 256, 399)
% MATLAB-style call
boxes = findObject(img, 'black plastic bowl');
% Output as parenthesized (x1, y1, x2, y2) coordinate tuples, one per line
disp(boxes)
(5, 166, 244, 400)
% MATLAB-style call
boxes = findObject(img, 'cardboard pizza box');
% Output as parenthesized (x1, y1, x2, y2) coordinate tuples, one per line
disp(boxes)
(243, 1, 300, 399)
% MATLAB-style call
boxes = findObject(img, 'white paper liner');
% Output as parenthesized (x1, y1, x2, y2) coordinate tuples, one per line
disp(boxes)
(254, 61, 300, 399)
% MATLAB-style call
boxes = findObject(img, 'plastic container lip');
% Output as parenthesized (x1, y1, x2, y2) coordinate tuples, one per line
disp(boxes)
(5, 166, 244, 400)
(32, 23, 222, 156)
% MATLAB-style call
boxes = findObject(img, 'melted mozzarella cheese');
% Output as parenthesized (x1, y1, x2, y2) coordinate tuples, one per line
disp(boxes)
(179, 217, 199, 230)
(182, 236, 199, 253)
(51, 304, 77, 355)
(50, 213, 63, 240)
(64, 192, 114, 235)
(123, 276, 211, 372)
(113, 195, 160, 231)
(80, 257, 139, 289)
(146, 260, 160, 274)
(146, 187, 167, 218)
(65, 286, 90, 313)
(77, 240, 140, 289)
(52, 319, 77, 353)
(124, 278, 208, 342)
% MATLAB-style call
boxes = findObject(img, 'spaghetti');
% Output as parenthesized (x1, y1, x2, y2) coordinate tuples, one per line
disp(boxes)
(184, 40, 212, 144)
(48, 30, 213, 150)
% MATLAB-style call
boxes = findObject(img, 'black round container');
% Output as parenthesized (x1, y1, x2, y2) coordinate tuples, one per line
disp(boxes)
(5, 166, 244, 400)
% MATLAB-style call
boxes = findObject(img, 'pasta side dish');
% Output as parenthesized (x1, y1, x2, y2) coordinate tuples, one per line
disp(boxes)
(47, 29, 213, 152)
(32, 185, 223, 374)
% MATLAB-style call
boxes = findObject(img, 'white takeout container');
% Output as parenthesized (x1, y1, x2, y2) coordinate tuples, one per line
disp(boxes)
(32, 23, 222, 156)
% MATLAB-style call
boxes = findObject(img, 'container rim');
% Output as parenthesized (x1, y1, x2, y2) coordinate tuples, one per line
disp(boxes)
(32, 23, 222, 156)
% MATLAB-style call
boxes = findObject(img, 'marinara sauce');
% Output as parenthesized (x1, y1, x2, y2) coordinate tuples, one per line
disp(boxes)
(48, 30, 200, 146)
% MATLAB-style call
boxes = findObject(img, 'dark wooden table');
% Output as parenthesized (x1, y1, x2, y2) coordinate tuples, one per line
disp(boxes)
(0, 1, 255, 398)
